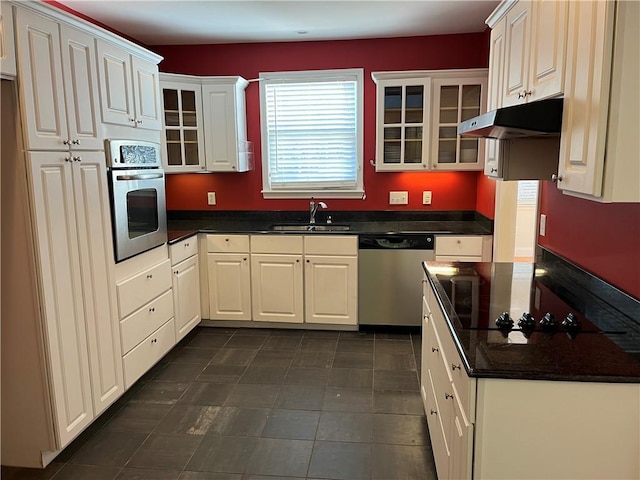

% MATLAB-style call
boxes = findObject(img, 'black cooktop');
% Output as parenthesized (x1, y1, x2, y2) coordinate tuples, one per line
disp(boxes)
(424, 260, 640, 382)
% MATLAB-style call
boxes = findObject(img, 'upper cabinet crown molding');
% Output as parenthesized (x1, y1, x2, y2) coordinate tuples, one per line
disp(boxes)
(7, 0, 162, 63)
(371, 69, 488, 84)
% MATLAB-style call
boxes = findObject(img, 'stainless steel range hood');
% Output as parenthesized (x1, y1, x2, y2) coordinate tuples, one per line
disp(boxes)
(458, 98, 563, 139)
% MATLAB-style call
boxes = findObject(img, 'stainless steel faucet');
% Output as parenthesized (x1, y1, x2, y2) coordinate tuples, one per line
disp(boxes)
(309, 197, 328, 224)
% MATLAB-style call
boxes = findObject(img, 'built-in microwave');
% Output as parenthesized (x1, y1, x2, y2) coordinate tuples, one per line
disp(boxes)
(106, 140, 167, 263)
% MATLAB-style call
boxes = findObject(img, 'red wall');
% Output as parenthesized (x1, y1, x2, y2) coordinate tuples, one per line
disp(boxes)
(153, 34, 493, 214)
(538, 182, 640, 299)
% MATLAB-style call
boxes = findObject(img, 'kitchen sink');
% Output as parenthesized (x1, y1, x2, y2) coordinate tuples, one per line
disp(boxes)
(270, 224, 350, 232)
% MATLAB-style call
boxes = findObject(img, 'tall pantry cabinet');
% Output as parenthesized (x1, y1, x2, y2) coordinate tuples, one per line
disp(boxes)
(1, 1, 161, 468)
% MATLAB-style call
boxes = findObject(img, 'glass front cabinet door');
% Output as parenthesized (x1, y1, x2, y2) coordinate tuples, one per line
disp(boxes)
(160, 75, 206, 172)
(375, 78, 431, 171)
(431, 77, 487, 170)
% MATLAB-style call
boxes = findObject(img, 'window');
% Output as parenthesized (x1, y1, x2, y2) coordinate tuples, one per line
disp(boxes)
(259, 69, 364, 198)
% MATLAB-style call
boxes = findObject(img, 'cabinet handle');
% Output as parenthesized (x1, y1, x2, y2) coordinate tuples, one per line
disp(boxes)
(551, 174, 563, 183)
(430, 409, 438, 415)
(490, 168, 497, 173)
(73, 156, 81, 162)
(525, 90, 533, 97)
(431, 347, 439, 353)
(71, 139, 80, 145)
(185, 242, 189, 247)
(129, 118, 136, 123)
(296, 259, 300, 263)
(149, 307, 155, 313)
(151, 338, 157, 344)
(456, 240, 461, 244)
(243, 257, 247, 261)
(174, 270, 179, 275)
(445, 393, 454, 400)
(306, 259, 310, 263)
(63, 139, 70, 145)
(517, 91, 526, 99)
(64, 157, 72, 162)
(225, 238, 229, 242)
(147, 274, 153, 279)
(136, 119, 143, 124)
(452, 364, 461, 371)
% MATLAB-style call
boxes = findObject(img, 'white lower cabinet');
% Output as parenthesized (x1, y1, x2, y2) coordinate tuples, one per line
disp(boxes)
(115, 248, 175, 389)
(206, 234, 252, 320)
(304, 235, 358, 326)
(170, 236, 201, 340)
(435, 235, 492, 262)
(251, 235, 304, 323)
(422, 276, 640, 480)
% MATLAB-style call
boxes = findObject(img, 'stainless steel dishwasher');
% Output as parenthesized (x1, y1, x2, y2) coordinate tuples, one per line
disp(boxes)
(358, 233, 435, 326)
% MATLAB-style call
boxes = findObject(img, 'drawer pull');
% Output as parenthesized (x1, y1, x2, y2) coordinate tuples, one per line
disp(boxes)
(225, 238, 229, 242)
(151, 338, 157, 344)
(456, 240, 461, 244)
(147, 274, 153, 279)
(431, 347, 439, 353)
(185, 242, 189, 247)
(149, 307, 155, 313)
(452, 364, 461, 371)
(430, 409, 438, 415)
(445, 393, 454, 400)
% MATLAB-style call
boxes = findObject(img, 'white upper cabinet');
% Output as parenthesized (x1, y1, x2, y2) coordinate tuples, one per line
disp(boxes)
(501, 0, 567, 106)
(97, 39, 161, 131)
(431, 76, 487, 171)
(557, 0, 638, 202)
(484, 19, 506, 178)
(0, 2, 16, 77)
(160, 74, 206, 172)
(160, 74, 250, 173)
(373, 76, 431, 171)
(202, 77, 250, 172)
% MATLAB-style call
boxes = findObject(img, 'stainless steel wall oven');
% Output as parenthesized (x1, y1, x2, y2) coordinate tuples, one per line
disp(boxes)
(106, 140, 167, 262)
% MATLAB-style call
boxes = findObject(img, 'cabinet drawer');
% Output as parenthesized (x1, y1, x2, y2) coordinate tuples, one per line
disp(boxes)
(170, 235, 198, 265)
(304, 235, 357, 255)
(435, 236, 483, 257)
(123, 318, 175, 389)
(116, 259, 172, 318)
(425, 368, 451, 480)
(207, 234, 250, 253)
(120, 289, 174, 354)
(250, 235, 303, 254)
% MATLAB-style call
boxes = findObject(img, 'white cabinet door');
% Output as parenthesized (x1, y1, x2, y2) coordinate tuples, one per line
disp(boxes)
(202, 80, 249, 172)
(161, 77, 206, 172)
(26, 151, 94, 447)
(502, 0, 531, 107)
(208, 253, 251, 320)
(304, 255, 357, 325)
(131, 54, 162, 131)
(0, 2, 16, 77)
(60, 24, 103, 150)
(529, 0, 567, 102)
(15, 9, 68, 150)
(558, 0, 615, 197)
(96, 39, 134, 128)
(72, 151, 123, 415)
(173, 254, 201, 340)
(251, 254, 303, 323)
(431, 77, 487, 171)
(485, 19, 505, 178)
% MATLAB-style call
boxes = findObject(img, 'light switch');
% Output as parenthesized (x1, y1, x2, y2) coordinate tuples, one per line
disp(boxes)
(207, 192, 217, 205)
(422, 191, 432, 205)
(389, 191, 409, 205)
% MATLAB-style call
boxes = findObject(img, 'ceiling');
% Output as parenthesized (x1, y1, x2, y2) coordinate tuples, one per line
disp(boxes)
(57, 0, 499, 45)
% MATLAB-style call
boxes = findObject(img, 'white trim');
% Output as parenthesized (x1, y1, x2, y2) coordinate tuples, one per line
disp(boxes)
(486, 0, 518, 28)
(262, 190, 366, 200)
(371, 68, 488, 84)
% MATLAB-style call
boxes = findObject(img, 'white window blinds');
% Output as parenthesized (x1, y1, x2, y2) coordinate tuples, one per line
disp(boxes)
(260, 70, 363, 196)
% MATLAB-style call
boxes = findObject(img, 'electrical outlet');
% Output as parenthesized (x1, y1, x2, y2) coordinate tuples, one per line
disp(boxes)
(422, 191, 432, 205)
(207, 192, 217, 206)
(539, 214, 547, 236)
(389, 191, 408, 205)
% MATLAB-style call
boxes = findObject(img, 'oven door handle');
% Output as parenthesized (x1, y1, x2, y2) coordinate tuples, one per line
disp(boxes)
(115, 173, 164, 181)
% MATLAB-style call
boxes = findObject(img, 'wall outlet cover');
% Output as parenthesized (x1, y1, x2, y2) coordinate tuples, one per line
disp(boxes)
(539, 214, 547, 236)
(422, 191, 432, 205)
(389, 191, 409, 205)
(207, 192, 217, 206)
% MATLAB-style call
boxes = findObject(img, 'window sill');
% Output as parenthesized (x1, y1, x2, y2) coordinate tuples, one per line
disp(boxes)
(262, 190, 366, 200)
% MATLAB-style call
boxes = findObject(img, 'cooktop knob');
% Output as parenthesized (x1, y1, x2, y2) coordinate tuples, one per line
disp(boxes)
(562, 312, 581, 330)
(540, 312, 558, 330)
(496, 312, 514, 330)
(518, 313, 536, 330)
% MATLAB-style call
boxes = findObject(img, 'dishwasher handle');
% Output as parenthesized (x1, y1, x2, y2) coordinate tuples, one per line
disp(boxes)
(358, 234, 434, 250)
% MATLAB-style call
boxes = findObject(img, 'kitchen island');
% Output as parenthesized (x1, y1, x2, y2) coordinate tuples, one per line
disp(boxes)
(421, 250, 640, 479)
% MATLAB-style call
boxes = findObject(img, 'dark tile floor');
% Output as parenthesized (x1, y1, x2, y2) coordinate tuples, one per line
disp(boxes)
(2, 327, 436, 480)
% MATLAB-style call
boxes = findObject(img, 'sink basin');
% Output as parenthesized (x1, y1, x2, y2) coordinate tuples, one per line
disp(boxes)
(270, 224, 350, 232)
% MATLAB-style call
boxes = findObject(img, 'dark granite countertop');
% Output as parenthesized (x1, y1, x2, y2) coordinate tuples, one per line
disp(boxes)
(167, 210, 493, 244)
(422, 249, 640, 383)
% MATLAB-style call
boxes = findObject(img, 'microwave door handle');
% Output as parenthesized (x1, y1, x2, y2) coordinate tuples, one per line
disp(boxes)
(115, 173, 164, 181)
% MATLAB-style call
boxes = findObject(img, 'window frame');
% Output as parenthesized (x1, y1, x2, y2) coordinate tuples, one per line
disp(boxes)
(259, 68, 365, 199)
